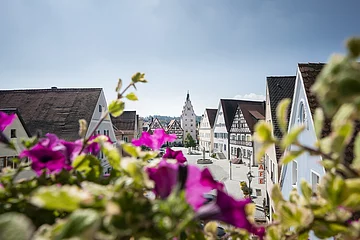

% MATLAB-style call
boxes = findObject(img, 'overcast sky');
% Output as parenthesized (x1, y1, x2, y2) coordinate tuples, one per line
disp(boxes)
(0, 0, 359, 117)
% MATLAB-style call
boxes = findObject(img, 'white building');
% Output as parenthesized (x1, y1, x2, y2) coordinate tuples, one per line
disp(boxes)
(264, 76, 296, 222)
(199, 108, 217, 152)
(180, 92, 197, 142)
(279, 64, 331, 240)
(213, 99, 240, 160)
(0, 88, 117, 175)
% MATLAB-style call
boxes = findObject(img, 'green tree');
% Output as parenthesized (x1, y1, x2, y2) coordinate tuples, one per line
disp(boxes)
(184, 133, 196, 149)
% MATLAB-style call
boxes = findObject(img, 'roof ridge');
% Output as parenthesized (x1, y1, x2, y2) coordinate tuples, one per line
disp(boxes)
(0, 88, 103, 92)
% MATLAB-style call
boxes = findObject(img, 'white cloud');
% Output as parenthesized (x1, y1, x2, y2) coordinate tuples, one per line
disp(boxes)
(233, 93, 265, 101)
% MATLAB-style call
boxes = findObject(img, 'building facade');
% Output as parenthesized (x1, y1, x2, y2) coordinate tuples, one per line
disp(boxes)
(229, 101, 265, 167)
(112, 111, 139, 143)
(0, 88, 117, 175)
(263, 76, 296, 221)
(180, 92, 197, 142)
(199, 108, 217, 152)
(166, 119, 184, 146)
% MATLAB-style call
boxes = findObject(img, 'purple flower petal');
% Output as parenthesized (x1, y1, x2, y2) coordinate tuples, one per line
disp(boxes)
(0, 111, 15, 131)
(20, 134, 72, 175)
(163, 148, 187, 163)
(146, 160, 178, 198)
(210, 190, 265, 239)
(146, 160, 223, 211)
(132, 129, 176, 150)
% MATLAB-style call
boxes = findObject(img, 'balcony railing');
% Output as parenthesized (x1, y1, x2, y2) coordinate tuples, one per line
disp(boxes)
(230, 139, 252, 147)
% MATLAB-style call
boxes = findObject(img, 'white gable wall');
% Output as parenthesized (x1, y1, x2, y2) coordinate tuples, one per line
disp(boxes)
(281, 70, 325, 206)
(87, 90, 117, 175)
(264, 83, 279, 222)
(213, 102, 228, 158)
(199, 110, 212, 152)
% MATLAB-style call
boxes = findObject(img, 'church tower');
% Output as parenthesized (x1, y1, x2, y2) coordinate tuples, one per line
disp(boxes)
(181, 91, 197, 142)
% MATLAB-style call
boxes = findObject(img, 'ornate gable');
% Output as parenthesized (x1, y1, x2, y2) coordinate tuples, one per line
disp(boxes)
(148, 118, 164, 132)
(230, 107, 250, 134)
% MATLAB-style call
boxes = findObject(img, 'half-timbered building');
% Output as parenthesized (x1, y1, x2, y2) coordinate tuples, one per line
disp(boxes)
(199, 108, 217, 152)
(166, 119, 184, 146)
(229, 101, 265, 167)
(148, 117, 164, 133)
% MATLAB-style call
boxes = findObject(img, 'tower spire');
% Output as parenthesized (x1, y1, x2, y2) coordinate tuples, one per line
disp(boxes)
(186, 90, 190, 101)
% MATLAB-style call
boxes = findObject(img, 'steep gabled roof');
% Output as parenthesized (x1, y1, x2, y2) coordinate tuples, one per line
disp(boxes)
(298, 63, 360, 165)
(237, 101, 266, 133)
(111, 111, 136, 131)
(220, 99, 242, 132)
(267, 76, 296, 161)
(206, 108, 217, 128)
(0, 88, 102, 141)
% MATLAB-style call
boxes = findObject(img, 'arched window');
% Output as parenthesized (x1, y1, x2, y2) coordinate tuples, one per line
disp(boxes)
(299, 102, 306, 124)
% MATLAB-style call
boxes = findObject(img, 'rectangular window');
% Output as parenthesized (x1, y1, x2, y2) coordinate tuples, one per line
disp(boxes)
(99, 105, 102, 112)
(224, 144, 226, 151)
(123, 136, 128, 142)
(256, 189, 262, 196)
(311, 171, 320, 191)
(292, 161, 298, 186)
(11, 129, 16, 138)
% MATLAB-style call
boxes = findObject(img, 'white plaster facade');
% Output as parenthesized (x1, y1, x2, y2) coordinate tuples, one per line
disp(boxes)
(199, 110, 213, 152)
(280, 68, 325, 239)
(213, 102, 228, 159)
(0, 112, 29, 167)
(180, 92, 197, 141)
(264, 85, 278, 222)
(87, 90, 117, 175)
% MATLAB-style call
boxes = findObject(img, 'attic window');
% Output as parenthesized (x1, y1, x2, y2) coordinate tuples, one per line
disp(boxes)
(11, 129, 16, 138)
(99, 105, 102, 113)
(299, 102, 305, 124)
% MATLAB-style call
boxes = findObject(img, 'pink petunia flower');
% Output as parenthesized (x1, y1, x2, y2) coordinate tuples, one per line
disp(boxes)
(0, 111, 15, 131)
(146, 160, 224, 210)
(162, 148, 187, 163)
(132, 129, 176, 150)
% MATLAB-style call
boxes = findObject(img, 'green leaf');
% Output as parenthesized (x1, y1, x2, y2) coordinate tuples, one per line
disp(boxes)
(102, 142, 121, 171)
(314, 108, 324, 139)
(320, 174, 345, 208)
(332, 104, 355, 129)
(108, 100, 125, 117)
(352, 132, 360, 170)
(131, 72, 147, 83)
(280, 125, 305, 150)
(125, 92, 138, 101)
(31, 185, 93, 212)
(122, 143, 139, 157)
(78, 119, 88, 138)
(347, 37, 360, 58)
(21, 136, 38, 149)
(55, 209, 100, 240)
(0, 213, 34, 240)
(72, 155, 102, 179)
(280, 150, 304, 165)
(254, 121, 274, 143)
(115, 78, 122, 92)
(276, 98, 291, 133)
(331, 121, 354, 154)
(271, 184, 284, 207)
(300, 180, 313, 202)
